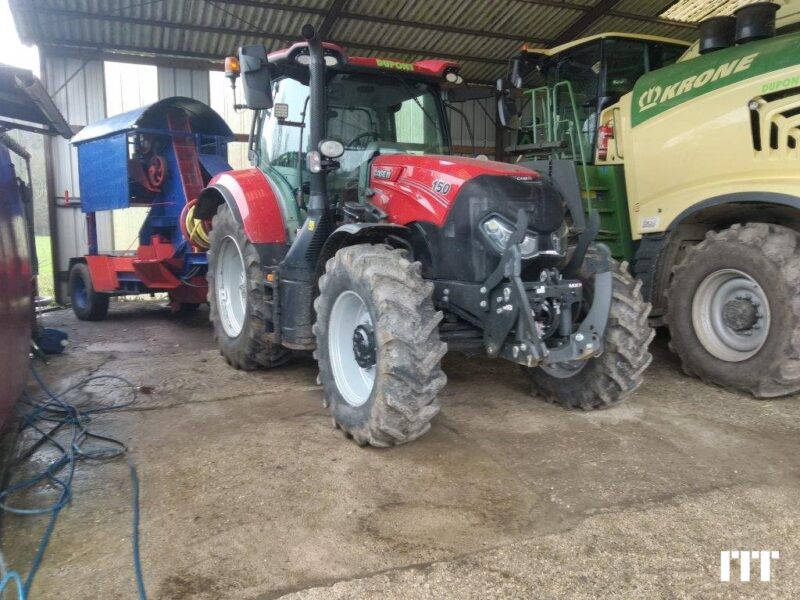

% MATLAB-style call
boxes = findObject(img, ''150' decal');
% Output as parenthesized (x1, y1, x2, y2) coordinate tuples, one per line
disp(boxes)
(432, 179, 451, 195)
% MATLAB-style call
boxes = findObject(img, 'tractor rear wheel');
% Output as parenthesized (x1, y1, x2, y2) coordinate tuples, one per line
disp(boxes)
(313, 245, 447, 447)
(667, 223, 800, 397)
(207, 204, 289, 370)
(69, 262, 109, 321)
(525, 256, 654, 409)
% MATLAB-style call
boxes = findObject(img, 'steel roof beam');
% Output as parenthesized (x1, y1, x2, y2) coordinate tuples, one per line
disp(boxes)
(210, 0, 696, 34)
(21, 3, 550, 46)
(26, 7, 509, 64)
(38, 23, 505, 65)
(318, 0, 347, 39)
(553, 0, 622, 45)
(40, 40, 500, 84)
(17, 0, 692, 53)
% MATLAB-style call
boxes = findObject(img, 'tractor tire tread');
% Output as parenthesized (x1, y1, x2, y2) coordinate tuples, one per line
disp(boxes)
(527, 257, 653, 410)
(314, 244, 446, 447)
(667, 222, 800, 397)
(207, 204, 289, 370)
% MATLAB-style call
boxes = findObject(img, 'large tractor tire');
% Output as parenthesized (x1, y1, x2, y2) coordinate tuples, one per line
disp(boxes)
(69, 262, 109, 321)
(526, 256, 654, 409)
(667, 223, 800, 398)
(207, 204, 289, 370)
(313, 245, 447, 447)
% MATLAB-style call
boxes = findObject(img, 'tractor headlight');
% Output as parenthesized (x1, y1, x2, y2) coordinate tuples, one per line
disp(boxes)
(307, 150, 322, 173)
(480, 215, 539, 259)
(294, 52, 340, 67)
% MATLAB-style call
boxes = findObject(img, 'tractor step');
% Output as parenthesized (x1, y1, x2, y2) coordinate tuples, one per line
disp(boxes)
(262, 268, 280, 341)
(506, 140, 568, 154)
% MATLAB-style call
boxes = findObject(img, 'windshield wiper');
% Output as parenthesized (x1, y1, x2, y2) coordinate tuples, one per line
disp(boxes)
(386, 73, 441, 143)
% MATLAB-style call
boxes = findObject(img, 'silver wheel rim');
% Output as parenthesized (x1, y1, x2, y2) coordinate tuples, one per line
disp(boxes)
(692, 268, 770, 362)
(328, 290, 376, 407)
(216, 236, 247, 338)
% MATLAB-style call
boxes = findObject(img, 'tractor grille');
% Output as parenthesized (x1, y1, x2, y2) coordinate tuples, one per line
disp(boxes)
(749, 85, 800, 155)
(458, 174, 565, 234)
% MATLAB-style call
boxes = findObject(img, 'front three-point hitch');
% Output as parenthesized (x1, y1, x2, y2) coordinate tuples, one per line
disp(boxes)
(434, 209, 612, 368)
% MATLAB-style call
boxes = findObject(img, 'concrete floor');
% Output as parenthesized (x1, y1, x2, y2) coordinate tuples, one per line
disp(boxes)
(5, 299, 800, 599)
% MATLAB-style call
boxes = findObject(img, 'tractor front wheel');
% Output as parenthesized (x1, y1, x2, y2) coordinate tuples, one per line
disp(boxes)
(207, 204, 289, 370)
(667, 223, 800, 397)
(313, 245, 447, 447)
(525, 256, 654, 409)
(69, 262, 109, 321)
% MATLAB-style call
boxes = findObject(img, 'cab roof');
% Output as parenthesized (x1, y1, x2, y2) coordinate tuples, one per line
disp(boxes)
(267, 41, 460, 81)
(522, 32, 690, 58)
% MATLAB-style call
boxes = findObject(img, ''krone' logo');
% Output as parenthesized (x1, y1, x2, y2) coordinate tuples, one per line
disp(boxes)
(639, 86, 662, 111)
(637, 52, 759, 113)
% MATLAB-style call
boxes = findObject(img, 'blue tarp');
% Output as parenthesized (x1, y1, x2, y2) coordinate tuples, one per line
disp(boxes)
(71, 96, 233, 145)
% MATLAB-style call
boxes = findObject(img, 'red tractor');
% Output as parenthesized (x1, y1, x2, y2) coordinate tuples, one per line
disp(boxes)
(196, 25, 654, 447)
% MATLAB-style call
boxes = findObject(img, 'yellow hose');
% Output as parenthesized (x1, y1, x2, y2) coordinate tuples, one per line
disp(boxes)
(184, 203, 210, 250)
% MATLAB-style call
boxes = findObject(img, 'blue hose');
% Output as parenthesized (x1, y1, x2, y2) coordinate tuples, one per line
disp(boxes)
(0, 571, 24, 600)
(0, 364, 147, 599)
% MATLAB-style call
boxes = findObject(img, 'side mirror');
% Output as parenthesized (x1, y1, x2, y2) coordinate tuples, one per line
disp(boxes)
(496, 79, 521, 131)
(238, 45, 273, 110)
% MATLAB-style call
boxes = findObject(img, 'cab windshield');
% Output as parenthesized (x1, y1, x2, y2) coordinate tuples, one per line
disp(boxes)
(256, 70, 450, 206)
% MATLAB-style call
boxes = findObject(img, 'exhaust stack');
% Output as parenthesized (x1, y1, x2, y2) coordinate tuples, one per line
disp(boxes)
(734, 2, 780, 44)
(698, 15, 736, 54)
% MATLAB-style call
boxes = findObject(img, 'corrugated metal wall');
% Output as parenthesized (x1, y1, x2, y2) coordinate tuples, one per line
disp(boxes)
(448, 96, 497, 156)
(158, 67, 210, 105)
(209, 71, 249, 169)
(42, 53, 110, 302)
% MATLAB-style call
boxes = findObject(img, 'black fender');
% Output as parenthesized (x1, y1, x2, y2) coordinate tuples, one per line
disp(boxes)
(316, 223, 417, 273)
(637, 192, 800, 319)
(667, 192, 800, 230)
(195, 184, 241, 223)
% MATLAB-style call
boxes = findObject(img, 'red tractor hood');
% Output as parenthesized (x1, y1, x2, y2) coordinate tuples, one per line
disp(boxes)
(369, 154, 540, 227)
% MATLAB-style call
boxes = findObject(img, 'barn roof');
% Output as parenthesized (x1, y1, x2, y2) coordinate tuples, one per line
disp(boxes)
(10, 0, 702, 84)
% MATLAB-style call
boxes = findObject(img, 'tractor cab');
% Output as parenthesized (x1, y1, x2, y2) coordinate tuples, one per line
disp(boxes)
(503, 33, 689, 164)
(231, 41, 459, 242)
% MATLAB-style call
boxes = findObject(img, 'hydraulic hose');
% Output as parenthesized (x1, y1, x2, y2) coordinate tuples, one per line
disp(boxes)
(179, 198, 211, 250)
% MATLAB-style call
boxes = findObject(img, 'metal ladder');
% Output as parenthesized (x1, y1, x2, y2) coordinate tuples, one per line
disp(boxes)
(517, 81, 593, 212)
